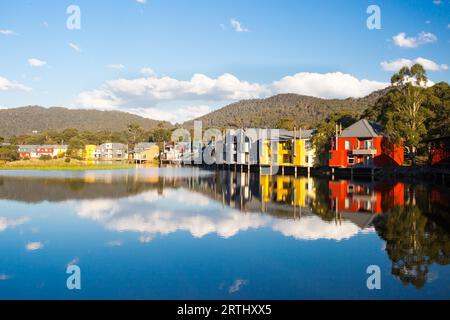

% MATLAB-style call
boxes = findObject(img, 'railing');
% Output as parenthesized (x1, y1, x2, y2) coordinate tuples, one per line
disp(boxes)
(352, 147, 377, 155)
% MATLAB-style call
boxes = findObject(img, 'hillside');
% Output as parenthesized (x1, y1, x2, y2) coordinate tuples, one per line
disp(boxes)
(184, 88, 390, 129)
(0, 106, 171, 137)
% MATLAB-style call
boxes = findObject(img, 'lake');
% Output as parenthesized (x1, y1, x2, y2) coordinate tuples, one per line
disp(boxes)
(0, 167, 449, 299)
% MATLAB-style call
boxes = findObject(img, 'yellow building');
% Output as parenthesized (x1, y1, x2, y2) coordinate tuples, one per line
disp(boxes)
(83, 145, 97, 161)
(260, 129, 315, 167)
(133, 143, 160, 163)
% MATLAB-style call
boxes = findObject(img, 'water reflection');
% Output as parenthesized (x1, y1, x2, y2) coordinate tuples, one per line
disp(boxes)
(0, 168, 449, 294)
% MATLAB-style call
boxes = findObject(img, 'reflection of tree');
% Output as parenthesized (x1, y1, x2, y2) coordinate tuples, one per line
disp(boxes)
(374, 188, 450, 288)
(310, 179, 335, 222)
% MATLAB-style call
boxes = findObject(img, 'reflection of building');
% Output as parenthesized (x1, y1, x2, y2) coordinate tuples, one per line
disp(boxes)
(329, 119, 404, 168)
(95, 143, 128, 161)
(329, 180, 405, 215)
(18, 145, 68, 159)
(260, 175, 315, 208)
(426, 136, 450, 167)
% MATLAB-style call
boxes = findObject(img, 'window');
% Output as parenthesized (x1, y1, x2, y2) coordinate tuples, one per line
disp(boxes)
(364, 140, 373, 149)
(305, 156, 309, 164)
(345, 198, 350, 209)
(345, 140, 351, 150)
(348, 156, 355, 164)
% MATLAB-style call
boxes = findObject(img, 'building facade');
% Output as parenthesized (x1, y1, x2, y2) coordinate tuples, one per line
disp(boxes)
(427, 136, 450, 167)
(329, 119, 404, 168)
(18, 145, 68, 159)
(95, 143, 128, 161)
(133, 142, 160, 163)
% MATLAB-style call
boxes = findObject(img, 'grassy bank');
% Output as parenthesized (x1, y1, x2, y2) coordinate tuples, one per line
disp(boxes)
(0, 159, 136, 171)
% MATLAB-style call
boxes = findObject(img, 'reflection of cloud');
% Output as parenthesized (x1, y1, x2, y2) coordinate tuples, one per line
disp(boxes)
(74, 190, 371, 241)
(106, 240, 123, 247)
(427, 271, 439, 283)
(272, 216, 363, 241)
(139, 234, 153, 243)
(0, 216, 30, 232)
(26, 242, 44, 251)
(0, 274, 13, 281)
(66, 257, 79, 267)
(229, 279, 248, 293)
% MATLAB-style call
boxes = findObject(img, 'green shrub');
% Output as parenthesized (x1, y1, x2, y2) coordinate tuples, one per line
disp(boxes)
(39, 155, 52, 161)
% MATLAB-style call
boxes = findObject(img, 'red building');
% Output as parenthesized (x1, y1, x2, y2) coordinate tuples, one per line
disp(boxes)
(427, 136, 450, 167)
(329, 119, 404, 168)
(329, 180, 405, 215)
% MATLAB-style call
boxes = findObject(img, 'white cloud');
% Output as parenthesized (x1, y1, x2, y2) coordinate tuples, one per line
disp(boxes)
(433, 0, 441, 5)
(381, 57, 448, 71)
(271, 72, 388, 99)
(136, 0, 147, 3)
(76, 89, 123, 108)
(108, 64, 125, 70)
(129, 105, 211, 123)
(75, 71, 391, 121)
(140, 67, 155, 76)
(230, 18, 249, 32)
(0, 76, 32, 92)
(0, 29, 15, 36)
(69, 42, 81, 52)
(392, 32, 437, 48)
(0, 216, 30, 232)
(28, 58, 46, 67)
(26, 241, 44, 251)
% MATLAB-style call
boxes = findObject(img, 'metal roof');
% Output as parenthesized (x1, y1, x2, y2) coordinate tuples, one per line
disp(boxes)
(340, 119, 383, 138)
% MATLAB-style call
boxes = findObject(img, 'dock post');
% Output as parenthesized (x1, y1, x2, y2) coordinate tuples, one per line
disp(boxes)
(294, 166, 297, 178)
(308, 166, 310, 178)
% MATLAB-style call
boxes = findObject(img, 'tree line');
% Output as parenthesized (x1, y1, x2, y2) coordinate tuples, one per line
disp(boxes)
(0, 123, 173, 161)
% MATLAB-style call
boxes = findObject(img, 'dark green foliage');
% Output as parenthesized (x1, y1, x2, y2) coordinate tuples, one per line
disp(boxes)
(312, 112, 358, 166)
(39, 154, 52, 161)
(183, 90, 389, 129)
(0, 145, 19, 161)
(0, 106, 172, 137)
(363, 66, 449, 163)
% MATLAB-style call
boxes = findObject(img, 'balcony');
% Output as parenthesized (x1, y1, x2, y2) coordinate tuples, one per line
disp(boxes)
(352, 148, 377, 155)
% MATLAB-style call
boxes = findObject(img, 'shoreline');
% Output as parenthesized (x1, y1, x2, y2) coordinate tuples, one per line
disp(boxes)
(0, 159, 136, 171)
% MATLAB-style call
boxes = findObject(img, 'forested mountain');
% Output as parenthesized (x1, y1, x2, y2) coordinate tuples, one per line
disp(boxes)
(0, 106, 171, 137)
(184, 88, 391, 129)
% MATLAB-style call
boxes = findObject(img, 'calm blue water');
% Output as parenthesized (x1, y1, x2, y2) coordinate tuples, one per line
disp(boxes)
(0, 167, 449, 299)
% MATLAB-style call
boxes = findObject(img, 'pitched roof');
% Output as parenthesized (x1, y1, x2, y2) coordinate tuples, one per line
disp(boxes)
(340, 119, 383, 138)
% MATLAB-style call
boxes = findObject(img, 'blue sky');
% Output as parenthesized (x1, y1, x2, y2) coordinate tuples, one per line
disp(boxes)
(0, 0, 449, 123)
